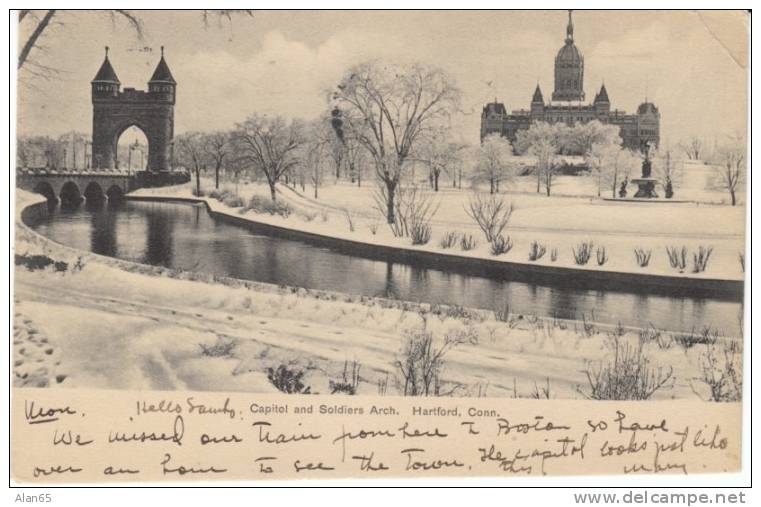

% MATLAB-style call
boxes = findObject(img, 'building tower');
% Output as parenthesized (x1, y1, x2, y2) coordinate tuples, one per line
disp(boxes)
(593, 83, 610, 116)
(91, 47, 176, 172)
(530, 84, 545, 116)
(552, 10, 585, 102)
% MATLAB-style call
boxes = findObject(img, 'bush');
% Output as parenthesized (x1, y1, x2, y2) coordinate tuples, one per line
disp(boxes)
(693, 246, 713, 273)
(222, 194, 245, 208)
(634, 248, 652, 267)
(692, 341, 742, 402)
(439, 231, 459, 249)
(267, 364, 312, 394)
(674, 326, 719, 349)
(199, 339, 235, 357)
(528, 241, 547, 261)
(15, 254, 68, 273)
(394, 328, 470, 396)
(465, 193, 513, 243)
(596, 246, 608, 266)
(329, 360, 362, 395)
(460, 234, 477, 251)
(531, 378, 553, 399)
(666, 246, 687, 272)
(246, 195, 292, 217)
(411, 222, 432, 245)
(490, 234, 513, 255)
(208, 188, 224, 200)
(572, 241, 594, 265)
(191, 187, 205, 197)
(579, 335, 674, 400)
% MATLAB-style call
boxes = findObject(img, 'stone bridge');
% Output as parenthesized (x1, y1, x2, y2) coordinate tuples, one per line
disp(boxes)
(16, 168, 137, 204)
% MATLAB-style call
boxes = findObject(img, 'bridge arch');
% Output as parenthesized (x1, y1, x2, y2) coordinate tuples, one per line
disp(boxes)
(106, 184, 125, 201)
(60, 181, 82, 207)
(84, 181, 106, 205)
(33, 181, 57, 202)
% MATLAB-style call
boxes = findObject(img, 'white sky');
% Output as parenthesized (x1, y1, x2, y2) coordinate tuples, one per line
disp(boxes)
(17, 10, 748, 146)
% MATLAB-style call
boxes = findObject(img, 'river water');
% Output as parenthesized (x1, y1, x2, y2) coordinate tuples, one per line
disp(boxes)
(24, 200, 743, 335)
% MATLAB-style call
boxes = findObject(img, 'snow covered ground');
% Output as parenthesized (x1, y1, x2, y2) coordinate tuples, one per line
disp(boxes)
(14, 189, 743, 400)
(133, 177, 745, 281)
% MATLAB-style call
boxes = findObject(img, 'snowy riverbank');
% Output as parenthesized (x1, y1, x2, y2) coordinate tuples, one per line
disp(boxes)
(13, 189, 743, 400)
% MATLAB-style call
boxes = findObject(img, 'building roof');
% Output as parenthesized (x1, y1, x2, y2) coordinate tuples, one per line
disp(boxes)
(532, 84, 544, 103)
(556, 10, 582, 64)
(556, 41, 583, 64)
(483, 101, 507, 115)
(594, 84, 610, 103)
(637, 102, 659, 115)
(149, 49, 176, 84)
(92, 50, 120, 83)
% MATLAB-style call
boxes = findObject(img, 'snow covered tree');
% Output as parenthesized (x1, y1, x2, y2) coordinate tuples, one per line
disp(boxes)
(331, 61, 460, 223)
(516, 122, 562, 196)
(232, 114, 305, 201)
(415, 132, 464, 192)
(472, 133, 516, 194)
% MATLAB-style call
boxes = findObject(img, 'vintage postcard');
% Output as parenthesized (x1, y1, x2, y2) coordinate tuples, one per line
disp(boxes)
(11, 9, 749, 488)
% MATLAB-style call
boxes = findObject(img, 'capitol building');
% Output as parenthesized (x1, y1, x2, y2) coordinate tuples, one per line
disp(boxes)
(480, 11, 660, 152)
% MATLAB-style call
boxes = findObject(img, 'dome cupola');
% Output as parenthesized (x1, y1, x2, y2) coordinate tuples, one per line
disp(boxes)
(552, 10, 585, 102)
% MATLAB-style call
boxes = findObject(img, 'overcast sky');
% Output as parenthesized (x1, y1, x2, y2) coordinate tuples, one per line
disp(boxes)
(17, 10, 748, 146)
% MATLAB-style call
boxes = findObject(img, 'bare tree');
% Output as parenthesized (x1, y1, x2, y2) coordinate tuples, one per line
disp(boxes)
(331, 62, 460, 223)
(679, 136, 703, 160)
(233, 115, 304, 201)
(17, 9, 254, 70)
(472, 133, 515, 194)
(299, 120, 333, 198)
(711, 136, 746, 206)
(203, 131, 230, 190)
(175, 132, 206, 196)
(653, 147, 682, 199)
(344, 136, 368, 187)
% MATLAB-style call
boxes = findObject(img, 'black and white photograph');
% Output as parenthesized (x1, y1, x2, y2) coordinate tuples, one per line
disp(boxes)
(10, 7, 750, 489)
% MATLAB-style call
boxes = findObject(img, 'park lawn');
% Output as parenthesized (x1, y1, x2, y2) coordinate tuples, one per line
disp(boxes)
(133, 178, 745, 281)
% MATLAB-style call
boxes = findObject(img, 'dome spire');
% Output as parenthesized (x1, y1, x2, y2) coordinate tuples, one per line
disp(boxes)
(566, 10, 574, 43)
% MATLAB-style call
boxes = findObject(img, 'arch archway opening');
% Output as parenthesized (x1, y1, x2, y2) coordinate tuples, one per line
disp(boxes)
(106, 185, 125, 204)
(84, 182, 106, 209)
(33, 181, 57, 203)
(60, 181, 82, 208)
(116, 125, 149, 173)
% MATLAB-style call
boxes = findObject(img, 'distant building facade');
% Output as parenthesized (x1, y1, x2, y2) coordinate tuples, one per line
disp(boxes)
(480, 11, 660, 152)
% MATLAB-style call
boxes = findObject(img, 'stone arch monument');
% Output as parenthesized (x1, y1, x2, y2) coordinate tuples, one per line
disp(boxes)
(91, 47, 176, 172)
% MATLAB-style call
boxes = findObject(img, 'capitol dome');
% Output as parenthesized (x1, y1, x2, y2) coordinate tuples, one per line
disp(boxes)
(556, 41, 583, 64)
